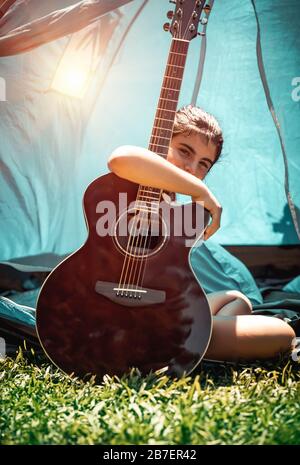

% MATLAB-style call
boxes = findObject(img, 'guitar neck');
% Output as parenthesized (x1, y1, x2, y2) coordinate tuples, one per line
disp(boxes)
(149, 38, 189, 158)
(137, 39, 189, 202)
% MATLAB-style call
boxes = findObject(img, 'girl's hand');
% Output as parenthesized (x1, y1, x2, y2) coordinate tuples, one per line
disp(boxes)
(192, 193, 222, 241)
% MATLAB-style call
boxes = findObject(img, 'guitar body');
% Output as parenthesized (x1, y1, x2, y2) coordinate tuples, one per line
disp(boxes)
(36, 172, 212, 380)
(37, 1, 213, 380)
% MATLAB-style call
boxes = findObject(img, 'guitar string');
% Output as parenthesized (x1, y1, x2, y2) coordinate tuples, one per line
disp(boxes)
(133, 30, 193, 292)
(134, 202, 160, 296)
(126, 40, 184, 294)
(124, 201, 156, 298)
(133, 51, 184, 292)
(121, 34, 191, 294)
(127, 34, 185, 294)
(119, 191, 153, 297)
(133, 37, 189, 293)
(123, 71, 189, 297)
(128, 189, 162, 297)
(118, 190, 162, 296)
(117, 184, 145, 295)
(117, 20, 193, 296)
(117, 82, 173, 297)
(137, 2, 200, 285)
(117, 66, 178, 296)
(120, 38, 188, 296)
(117, 40, 183, 295)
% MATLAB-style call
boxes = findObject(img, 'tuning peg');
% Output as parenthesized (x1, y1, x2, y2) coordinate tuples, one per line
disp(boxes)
(167, 10, 174, 19)
(169, 0, 176, 4)
(163, 22, 170, 32)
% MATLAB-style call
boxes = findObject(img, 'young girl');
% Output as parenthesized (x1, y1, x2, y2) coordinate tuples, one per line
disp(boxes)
(108, 105, 295, 362)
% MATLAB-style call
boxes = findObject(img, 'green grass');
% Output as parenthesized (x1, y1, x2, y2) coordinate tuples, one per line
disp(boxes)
(0, 347, 299, 445)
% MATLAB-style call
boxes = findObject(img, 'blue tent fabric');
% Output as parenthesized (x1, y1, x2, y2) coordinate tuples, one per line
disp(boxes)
(190, 241, 263, 306)
(0, 0, 299, 262)
(0, 0, 133, 56)
(0, 0, 299, 350)
(283, 276, 300, 294)
(0, 294, 36, 328)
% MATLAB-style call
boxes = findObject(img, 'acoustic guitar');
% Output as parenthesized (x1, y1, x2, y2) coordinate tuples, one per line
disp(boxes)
(36, 0, 212, 380)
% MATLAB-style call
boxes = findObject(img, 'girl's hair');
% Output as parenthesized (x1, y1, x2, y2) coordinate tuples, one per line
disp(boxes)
(173, 105, 223, 165)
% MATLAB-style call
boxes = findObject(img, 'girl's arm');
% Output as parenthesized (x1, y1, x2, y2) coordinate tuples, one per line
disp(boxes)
(107, 145, 222, 241)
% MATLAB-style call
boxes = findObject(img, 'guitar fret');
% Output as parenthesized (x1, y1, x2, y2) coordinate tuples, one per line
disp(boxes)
(138, 196, 161, 201)
(138, 198, 160, 203)
(149, 142, 169, 148)
(139, 189, 161, 197)
(164, 75, 182, 81)
(150, 135, 170, 141)
(133, 207, 158, 214)
(136, 198, 159, 203)
(167, 63, 184, 69)
(141, 186, 158, 195)
(153, 126, 172, 132)
(154, 117, 174, 124)
(148, 147, 168, 155)
(137, 197, 160, 203)
(149, 143, 170, 149)
(158, 98, 177, 106)
(161, 86, 179, 93)
(157, 106, 177, 112)
(169, 51, 186, 57)
(138, 189, 160, 196)
(157, 108, 175, 113)
(136, 200, 159, 206)
(159, 97, 177, 103)
(138, 198, 161, 203)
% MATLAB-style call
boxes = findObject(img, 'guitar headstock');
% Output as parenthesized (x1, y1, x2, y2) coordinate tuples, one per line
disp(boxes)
(168, 0, 206, 41)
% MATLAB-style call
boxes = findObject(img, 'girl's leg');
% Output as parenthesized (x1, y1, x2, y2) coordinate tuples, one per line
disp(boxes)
(206, 290, 253, 317)
(204, 315, 296, 361)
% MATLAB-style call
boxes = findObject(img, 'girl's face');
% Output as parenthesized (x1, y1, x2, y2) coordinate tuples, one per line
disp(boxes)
(167, 132, 217, 180)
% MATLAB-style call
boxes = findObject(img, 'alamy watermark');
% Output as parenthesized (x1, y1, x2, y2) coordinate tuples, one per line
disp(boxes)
(95, 193, 206, 248)
(0, 76, 6, 101)
(0, 337, 6, 359)
(291, 77, 300, 102)
(291, 337, 300, 362)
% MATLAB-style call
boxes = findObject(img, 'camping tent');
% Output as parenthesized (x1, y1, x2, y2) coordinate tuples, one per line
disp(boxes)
(0, 0, 299, 261)
(0, 0, 300, 358)
(0, 0, 299, 346)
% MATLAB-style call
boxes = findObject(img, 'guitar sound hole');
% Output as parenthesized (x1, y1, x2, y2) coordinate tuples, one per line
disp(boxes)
(113, 209, 168, 258)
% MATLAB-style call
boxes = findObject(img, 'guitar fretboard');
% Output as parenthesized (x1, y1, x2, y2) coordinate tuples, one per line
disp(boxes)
(137, 39, 189, 206)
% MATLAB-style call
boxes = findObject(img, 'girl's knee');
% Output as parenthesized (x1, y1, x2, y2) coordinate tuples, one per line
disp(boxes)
(259, 317, 296, 357)
(227, 290, 252, 314)
(275, 321, 296, 354)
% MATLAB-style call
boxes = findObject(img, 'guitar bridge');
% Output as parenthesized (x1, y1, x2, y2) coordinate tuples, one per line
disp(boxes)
(95, 281, 166, 307)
